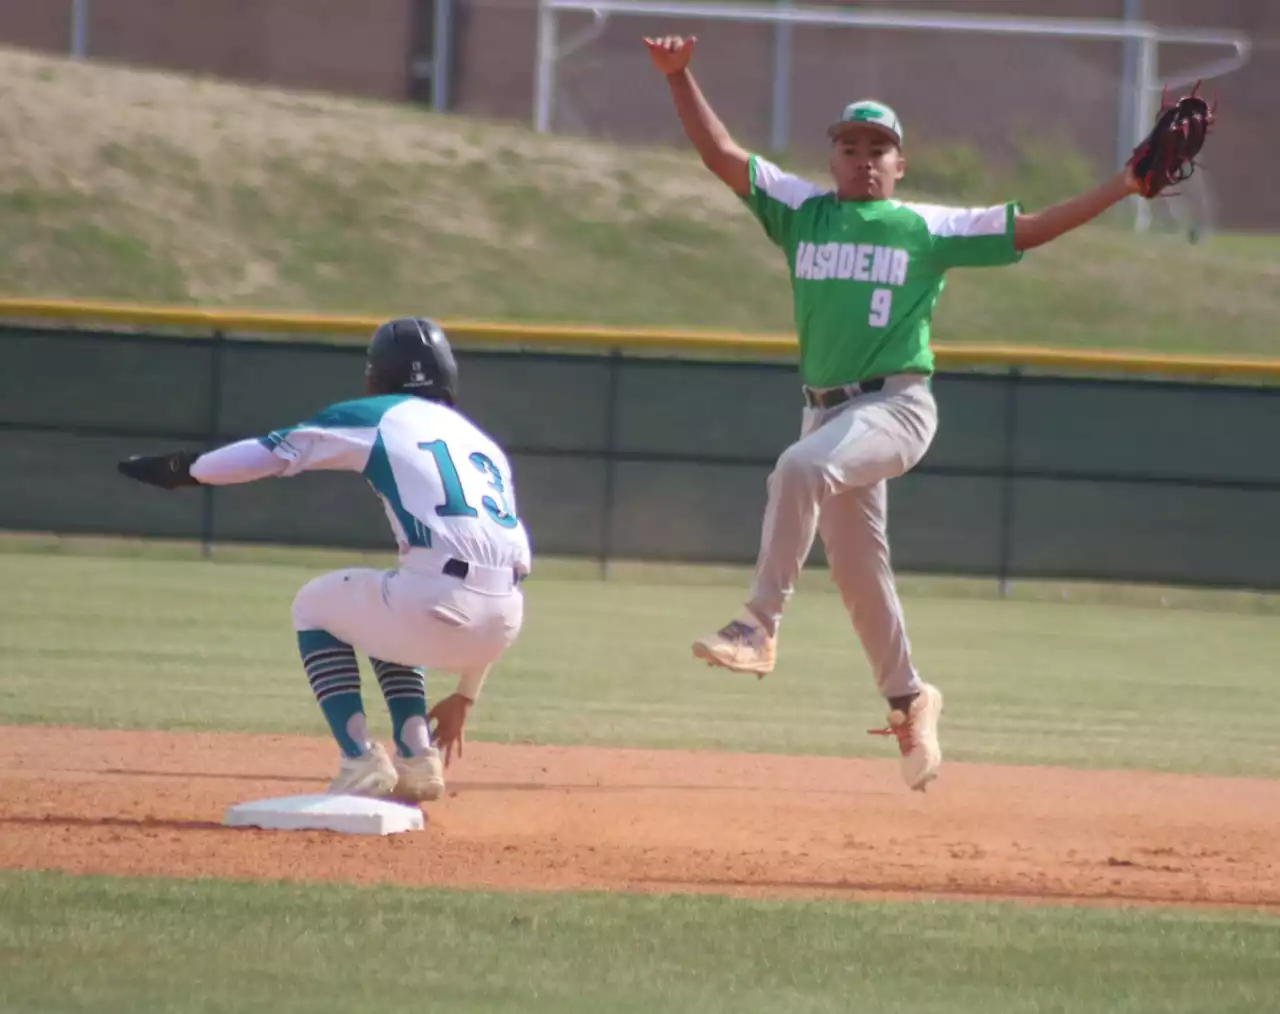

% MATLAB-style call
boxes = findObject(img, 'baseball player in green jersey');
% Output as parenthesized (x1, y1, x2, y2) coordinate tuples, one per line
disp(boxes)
(645, 34, 1147, 792)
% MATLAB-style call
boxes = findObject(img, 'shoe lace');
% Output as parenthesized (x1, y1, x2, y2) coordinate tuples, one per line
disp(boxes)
(868, 715, 913, 756)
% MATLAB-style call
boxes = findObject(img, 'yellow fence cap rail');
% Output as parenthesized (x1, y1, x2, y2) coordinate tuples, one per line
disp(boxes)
(2, 296, 1279, 381)
(0, 297, 384, 335)
(0, 297, 796, 355)
(930, 343, 1280, 381)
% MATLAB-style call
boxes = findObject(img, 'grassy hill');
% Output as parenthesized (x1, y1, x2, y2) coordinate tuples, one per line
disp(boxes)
(0, 45, 1277, 355)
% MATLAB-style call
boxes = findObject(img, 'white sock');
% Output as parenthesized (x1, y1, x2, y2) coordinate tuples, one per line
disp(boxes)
(345, 713, 373, 754)
(400, 715, 433, 756)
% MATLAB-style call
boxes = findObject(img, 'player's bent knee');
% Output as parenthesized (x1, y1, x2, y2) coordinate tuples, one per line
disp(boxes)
(772, 446, 828, 492)
(291, 574, 336, 631)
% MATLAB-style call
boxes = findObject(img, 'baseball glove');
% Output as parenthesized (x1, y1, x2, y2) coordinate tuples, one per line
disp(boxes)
(1127, 82, 1216, 199)
(118, 450, 202, 490)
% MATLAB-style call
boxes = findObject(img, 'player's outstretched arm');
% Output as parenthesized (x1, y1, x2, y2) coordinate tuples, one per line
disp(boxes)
(189, 439, 290, 484)
(1012, 168, 1142, 251)
(644, 35, 750, 196)
(117, 439, 287, 491)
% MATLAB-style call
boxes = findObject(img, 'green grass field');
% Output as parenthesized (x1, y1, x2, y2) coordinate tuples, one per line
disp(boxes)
(2, 46, 1279, 355)
(2, 544, 1278, 1012)
(3, 549, 1280, 777)
(2, 871, 1277, 1014)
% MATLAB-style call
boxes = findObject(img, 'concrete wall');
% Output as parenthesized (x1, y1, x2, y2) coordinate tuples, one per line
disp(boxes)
(0, 0, 419, 99)
(2, 0, 1273, 227)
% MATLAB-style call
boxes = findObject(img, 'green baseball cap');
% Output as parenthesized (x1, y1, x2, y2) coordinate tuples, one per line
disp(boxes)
(828, 100, 903, 145)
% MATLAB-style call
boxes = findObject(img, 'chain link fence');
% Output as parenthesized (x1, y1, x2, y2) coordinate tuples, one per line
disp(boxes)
(4, 324, 1280, 589)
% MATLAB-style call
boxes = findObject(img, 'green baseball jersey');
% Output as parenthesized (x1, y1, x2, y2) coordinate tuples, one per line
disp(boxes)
(742, 155, 1023, 388)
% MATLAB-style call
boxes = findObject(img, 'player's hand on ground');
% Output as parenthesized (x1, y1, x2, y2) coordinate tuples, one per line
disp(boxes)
(643, 35, 696, 75)
(428, 693, 472, 767)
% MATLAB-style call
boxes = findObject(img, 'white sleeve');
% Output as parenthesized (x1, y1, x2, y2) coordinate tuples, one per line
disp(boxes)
(750, 155, 828, 209)
(261, 426, 376, 477)
(190, 439, 289, 485)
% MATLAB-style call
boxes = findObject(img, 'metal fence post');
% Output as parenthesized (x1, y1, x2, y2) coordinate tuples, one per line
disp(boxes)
(1133, 31, 1159, 233)
(534, 0, 558, 132)
(996, 367, 1021, 597)
(599, 349, 623, 580)
(70, 0, 89, 59)
(769, 0, 793, 153)
(432, 0, 453, 112)
(201, 331, 226, 559)
(1115, 0, 1140, 173)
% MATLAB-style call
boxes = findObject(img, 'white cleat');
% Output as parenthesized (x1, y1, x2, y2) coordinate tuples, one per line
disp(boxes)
(392, 749, 446, 803)
(327, 742, 398, 798)
(691, 614, 777, 677)
(870, 683, 944, 792)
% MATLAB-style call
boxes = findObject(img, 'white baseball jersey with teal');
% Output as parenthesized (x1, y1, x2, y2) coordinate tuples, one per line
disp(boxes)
(189, 393, 529, 701)
(259, 394, 531, 573)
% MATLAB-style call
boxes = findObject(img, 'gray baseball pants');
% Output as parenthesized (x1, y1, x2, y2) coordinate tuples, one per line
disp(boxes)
(746, 375, 938, 700)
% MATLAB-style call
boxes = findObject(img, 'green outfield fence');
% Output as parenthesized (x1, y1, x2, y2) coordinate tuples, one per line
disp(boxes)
(3, 298, 1280, 590)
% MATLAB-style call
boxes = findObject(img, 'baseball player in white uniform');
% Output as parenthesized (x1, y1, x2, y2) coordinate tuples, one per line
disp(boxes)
(118, 318, 531, 802)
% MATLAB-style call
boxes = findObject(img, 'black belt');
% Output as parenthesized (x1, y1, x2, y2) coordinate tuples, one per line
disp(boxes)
(803, 376, 885, 410)
(443, 557, 525, 584)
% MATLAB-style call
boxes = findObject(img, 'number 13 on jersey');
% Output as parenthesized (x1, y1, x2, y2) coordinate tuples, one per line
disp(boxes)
(419, 440, 519, 529)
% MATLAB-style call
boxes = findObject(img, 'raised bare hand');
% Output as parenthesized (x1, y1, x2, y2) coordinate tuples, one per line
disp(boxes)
(643, 35, 696, 76)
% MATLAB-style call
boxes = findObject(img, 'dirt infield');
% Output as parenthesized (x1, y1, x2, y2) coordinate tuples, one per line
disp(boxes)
(1, 726, 1276, 909)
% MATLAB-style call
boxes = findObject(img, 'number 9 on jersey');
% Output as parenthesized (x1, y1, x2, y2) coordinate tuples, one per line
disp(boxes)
(869, 288, 892, 328)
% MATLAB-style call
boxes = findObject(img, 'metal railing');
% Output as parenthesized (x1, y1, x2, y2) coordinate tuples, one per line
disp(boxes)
(533, 1, 1251, 231)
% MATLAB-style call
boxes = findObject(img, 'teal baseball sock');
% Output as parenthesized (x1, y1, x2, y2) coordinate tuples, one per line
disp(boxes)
(372, 658, 430, 758)
(297, 629, 369, 759)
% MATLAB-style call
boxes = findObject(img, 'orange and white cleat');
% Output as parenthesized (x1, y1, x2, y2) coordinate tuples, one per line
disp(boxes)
(869, 683, 944, 791)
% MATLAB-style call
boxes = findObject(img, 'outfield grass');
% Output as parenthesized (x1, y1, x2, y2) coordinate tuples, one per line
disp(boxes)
(2, 549, 1278, 777)
(2, 47, 1279, 355)
(1, 871, 1276, 1014)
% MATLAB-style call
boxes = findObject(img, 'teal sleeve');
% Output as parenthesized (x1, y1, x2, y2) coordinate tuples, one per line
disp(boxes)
(259, 395, 410, 451)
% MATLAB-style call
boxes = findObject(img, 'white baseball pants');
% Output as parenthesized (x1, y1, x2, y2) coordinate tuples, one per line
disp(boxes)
(291, 550, 524, 701)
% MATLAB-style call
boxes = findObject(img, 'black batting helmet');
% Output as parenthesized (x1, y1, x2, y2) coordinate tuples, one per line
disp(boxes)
(364, 317, 459, 404)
